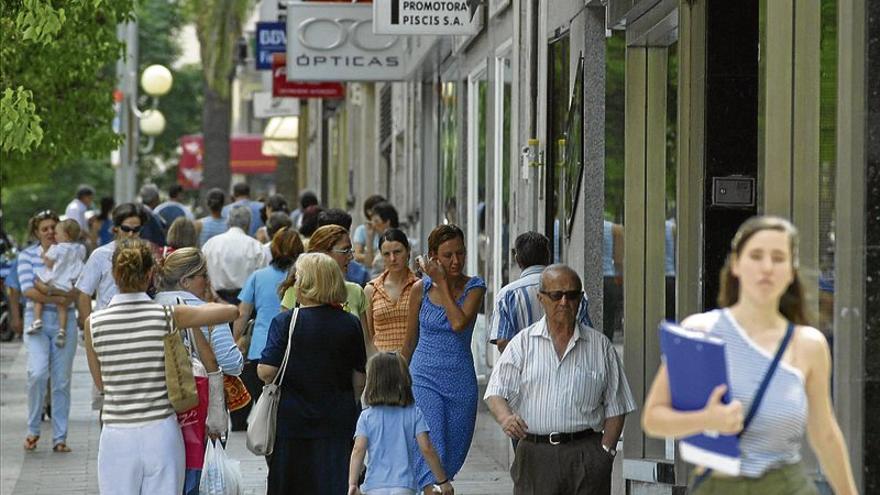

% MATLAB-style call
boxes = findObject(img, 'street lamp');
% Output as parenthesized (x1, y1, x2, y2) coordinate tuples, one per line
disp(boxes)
(139, 109, 166, 137)
(141, 64, 173, 96)
(132, 64, 173, 152)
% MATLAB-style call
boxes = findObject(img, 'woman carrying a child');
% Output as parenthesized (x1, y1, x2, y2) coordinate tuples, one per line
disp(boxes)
(28, 218, 86, 348)
(18, 210, 80, 453)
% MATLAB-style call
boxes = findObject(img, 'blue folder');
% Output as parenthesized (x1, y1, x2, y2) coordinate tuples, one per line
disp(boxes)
(658, 320, 741, 475)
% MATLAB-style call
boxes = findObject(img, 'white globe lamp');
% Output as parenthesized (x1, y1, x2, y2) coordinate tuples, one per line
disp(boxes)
(141, 64, 173, 97)
(139, 109, 166, 136)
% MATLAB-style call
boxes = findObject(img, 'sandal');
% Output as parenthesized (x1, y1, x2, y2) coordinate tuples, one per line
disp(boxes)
(23, 435, 39, 451)
(52, 442, 71, 453)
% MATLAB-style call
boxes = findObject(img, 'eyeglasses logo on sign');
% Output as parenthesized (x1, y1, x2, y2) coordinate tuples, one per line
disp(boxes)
(293, 17, 400, 68)
(298, 18, 398, 52)
(287, 3, 407, 82)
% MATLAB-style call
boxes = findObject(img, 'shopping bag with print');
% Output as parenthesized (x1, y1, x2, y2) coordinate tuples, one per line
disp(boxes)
(200, 439, 242, 495)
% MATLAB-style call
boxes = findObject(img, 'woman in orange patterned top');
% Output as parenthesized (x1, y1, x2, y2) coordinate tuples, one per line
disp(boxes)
(364, 228, 420, 353)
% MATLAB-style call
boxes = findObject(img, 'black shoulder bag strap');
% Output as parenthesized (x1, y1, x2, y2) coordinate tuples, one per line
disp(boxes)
(691, 322, 796, 491)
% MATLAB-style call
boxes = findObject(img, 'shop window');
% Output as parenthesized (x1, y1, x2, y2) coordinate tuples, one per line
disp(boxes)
(546, 33, 570, 261)
(440, 81, 460, 225)
(603, 31, 626, 342)
(817, 0, 837, 345)
(665, 43, 678, 322)
(467, 63, 490, 380)
(494, 48, 513, 287)
(562, 56, 585, 239)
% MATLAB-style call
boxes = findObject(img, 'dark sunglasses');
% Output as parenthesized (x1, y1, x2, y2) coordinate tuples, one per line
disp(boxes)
(118, 224, 142, 233)
(539, 290, 583, 302)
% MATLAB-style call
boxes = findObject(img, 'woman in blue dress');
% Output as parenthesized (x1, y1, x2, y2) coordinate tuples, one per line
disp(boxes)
(403, 224, 486, 494)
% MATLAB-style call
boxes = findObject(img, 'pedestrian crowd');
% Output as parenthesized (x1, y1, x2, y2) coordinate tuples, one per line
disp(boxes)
(1, 182, 858, 495)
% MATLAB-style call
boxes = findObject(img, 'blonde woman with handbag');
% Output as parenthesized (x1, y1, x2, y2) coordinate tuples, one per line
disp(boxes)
(84, 239, 238, 494)
(258, 253, 367, 494)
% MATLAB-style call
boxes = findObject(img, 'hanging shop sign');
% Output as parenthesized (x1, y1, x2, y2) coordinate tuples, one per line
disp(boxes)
(287, 2, 406, 81)
(253, 91, 300, 118)
(273, 53, 345, 98)
(256, 22, 287, 70)
(372, 0, 482, 35)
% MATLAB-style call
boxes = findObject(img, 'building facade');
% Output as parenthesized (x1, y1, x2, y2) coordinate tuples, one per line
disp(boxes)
(286, 0, 877, 492)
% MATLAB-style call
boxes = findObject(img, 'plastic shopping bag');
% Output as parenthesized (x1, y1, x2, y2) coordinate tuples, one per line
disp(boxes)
(199, 439, 243, 495)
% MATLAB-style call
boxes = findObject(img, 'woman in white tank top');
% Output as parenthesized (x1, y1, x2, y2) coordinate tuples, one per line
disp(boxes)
(641, 216, 857, 494)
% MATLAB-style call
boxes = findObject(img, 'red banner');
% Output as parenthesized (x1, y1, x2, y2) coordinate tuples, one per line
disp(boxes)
(177, 135, 277, 189)
(272, 53, 345, 99)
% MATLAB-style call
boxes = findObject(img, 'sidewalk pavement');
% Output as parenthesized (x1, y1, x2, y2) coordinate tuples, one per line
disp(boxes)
(0, 340, 514, 494)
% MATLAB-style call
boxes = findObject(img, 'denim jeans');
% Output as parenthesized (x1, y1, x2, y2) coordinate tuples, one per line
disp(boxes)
(24, 305, 78, 445)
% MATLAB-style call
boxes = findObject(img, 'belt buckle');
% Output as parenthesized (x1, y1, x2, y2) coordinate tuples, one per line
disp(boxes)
(548, 432, 561, 445)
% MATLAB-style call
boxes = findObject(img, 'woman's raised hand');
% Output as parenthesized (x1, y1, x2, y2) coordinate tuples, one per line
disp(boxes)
(417, 255, 446, 282)
(702, 384, 743, 435)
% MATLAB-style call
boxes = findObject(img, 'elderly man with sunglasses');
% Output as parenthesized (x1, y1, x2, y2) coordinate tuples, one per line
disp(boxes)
(484, 264, 636, 495)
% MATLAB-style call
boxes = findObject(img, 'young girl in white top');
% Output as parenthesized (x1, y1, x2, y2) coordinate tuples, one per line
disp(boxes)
(348, 352, 453, 495)
(30, 219, 85, 347)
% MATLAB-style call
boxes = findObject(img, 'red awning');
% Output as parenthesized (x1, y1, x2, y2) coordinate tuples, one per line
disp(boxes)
(178, 135, 277, 189)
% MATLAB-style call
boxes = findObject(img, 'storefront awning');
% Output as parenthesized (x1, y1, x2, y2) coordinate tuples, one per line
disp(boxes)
(177, 134, 277, 189)
(262, 116, 298, 157)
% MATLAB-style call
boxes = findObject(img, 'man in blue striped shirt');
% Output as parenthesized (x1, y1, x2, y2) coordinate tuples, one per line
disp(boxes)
(489, 232, 593, 353)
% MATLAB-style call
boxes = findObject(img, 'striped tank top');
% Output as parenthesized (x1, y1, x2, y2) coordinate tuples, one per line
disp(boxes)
(198, 216, 228, 247)
(368, 270, 419, 352)
(710, 309, 807, 477)
(90, 294, 175, 426)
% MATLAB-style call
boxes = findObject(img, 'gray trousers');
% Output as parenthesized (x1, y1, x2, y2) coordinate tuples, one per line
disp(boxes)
(511, 433, 613, 495)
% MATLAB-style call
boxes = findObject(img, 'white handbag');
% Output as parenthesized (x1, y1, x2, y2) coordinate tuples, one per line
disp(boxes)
(246, 308, 298, 456)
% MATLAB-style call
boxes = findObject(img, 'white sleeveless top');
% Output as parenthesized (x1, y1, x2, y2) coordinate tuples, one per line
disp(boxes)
(710, 309, 808, 477)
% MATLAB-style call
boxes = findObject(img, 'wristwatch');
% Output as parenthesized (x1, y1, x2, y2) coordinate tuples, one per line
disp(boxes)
(601, 444, 617, 457)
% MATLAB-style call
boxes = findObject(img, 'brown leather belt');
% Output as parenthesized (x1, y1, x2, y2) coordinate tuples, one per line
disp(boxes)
(522, 429, 600, 445)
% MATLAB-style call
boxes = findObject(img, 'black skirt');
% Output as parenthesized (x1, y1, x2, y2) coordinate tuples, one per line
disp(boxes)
(267, 435, 352, 495)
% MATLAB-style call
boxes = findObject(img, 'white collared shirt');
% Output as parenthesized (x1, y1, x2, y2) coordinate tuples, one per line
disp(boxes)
(201, 227, 267, 290)
(65, 198, 89, 231)
(484, 317, 636, 434)
(75, 240, 118, 311)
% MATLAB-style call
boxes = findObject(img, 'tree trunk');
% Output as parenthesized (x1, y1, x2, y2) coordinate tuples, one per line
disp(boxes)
(201, 81, 231, 200)
(275, 156, 297, 202)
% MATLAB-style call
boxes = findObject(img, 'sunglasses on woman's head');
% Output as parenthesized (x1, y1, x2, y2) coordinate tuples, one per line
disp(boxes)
(34, 210, 57, 221)
(539, 290, 583, 302)
(118, 225, 142, 233)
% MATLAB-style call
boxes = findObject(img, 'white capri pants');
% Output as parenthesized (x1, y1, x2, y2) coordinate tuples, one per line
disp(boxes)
(363, 489, 417, 495)
(98, 414, 184, 494)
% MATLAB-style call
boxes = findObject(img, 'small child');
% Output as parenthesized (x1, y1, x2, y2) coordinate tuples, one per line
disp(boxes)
(348, 353, 454, 495)
(29, 219, 85, 347)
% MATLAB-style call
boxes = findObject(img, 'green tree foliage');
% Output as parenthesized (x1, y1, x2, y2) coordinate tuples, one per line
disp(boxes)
(0, 0, 134, 186)
(187, 0, 251, 100)
(136, 0, 203, 192)
(3, 158, 114, 244)
(604, 31, 626, 222)
(184, 0, 252, 196)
